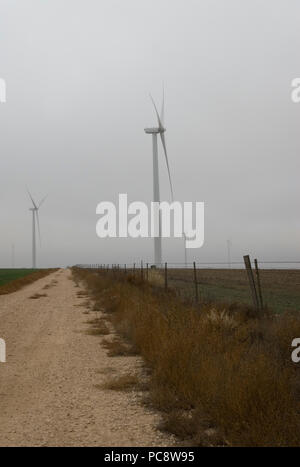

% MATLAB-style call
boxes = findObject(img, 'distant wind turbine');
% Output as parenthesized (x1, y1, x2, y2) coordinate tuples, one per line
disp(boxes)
(27, 190, 47, 269)
(11, 243, 15, 268)
(145, 90, 173, 266)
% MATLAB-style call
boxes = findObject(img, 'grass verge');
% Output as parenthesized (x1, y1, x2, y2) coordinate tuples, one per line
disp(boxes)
(72, 267, 300, 447)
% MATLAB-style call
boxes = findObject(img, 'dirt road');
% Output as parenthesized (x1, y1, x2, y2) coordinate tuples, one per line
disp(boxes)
(0, 269, 174, 447)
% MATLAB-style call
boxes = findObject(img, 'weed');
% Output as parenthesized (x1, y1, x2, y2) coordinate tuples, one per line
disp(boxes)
(101, 337, 137, 357)
(98, 374, 139, 391)
(86, 321, 110, 336)
(29, 293, 48, 299)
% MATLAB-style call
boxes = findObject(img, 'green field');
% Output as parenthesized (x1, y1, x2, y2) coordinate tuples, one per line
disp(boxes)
(166, 268, 300, 314)
(0, 269, 37, 287)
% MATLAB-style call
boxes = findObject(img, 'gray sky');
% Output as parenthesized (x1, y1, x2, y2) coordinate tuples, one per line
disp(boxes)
(0, 0, 299, 267)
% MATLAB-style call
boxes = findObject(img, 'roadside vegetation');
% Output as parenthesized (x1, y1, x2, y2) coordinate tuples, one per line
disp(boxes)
(0, 268, 59, 295)
(72, 267, 300, 447)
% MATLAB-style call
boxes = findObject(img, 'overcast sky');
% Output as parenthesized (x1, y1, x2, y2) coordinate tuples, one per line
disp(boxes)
(0, 0, 299, 268)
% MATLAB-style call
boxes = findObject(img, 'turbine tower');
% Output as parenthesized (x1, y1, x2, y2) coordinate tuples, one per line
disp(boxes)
(27, 190, 47, 269)
(145, 91, 173, 266)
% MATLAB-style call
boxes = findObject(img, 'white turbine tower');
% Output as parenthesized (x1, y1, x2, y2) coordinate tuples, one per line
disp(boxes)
(27, 190, 47, 269)
(145, 91, 173, 266)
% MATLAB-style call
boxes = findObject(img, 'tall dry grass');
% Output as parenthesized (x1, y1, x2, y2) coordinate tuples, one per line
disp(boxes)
(73, 267, 300, 446)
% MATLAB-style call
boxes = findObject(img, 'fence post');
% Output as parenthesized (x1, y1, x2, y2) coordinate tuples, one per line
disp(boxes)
(254, 259, 264, 310)
(164, 262, 168, 290)
(141, 260, 144, 282)
(243, 255, 259, 311)
(193, 262, 199, 303)
(146, 263, 149, 281)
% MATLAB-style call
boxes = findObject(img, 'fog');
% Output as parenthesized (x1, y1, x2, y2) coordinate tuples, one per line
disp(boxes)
(0, 0, 299, 267)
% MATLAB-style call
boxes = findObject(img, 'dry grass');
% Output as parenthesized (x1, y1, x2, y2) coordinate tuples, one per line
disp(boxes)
(86, 319, 110, 336)
(0, 269, 58, 295)
(147, 269, 164, 287)
(72, 267, 300, 447)
(76, 291, 88, 297)
(29, 292, 48, 299)
(98, 374, 139, 391)
(76, 299, 91, 308)
(96, 367, 117, 375)
(101, 337, 137, 357)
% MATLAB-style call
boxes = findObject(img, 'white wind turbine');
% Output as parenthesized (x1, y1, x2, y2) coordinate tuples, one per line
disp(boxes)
(145, 90, 174, 266)
(27, 190, 47, 269)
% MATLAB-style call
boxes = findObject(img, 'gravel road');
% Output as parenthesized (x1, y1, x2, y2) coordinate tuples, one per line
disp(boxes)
(0, 269, 174, 447)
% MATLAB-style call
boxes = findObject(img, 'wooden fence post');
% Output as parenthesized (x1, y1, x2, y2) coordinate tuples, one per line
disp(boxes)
(193, 261, 199, 303)
(243, 255, 259, 311)
(146, 263, 149, 281)
(165, 263, 168, 290)
(141, 260, 144, 281)
(254, 259, 264, 310)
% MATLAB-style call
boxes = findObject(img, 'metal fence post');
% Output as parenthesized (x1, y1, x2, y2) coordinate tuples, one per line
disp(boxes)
(243, 255, 259, 311)
(254, 259, 264, 310)
(193, 262, 199, 303)
(165, 262, 168, 290)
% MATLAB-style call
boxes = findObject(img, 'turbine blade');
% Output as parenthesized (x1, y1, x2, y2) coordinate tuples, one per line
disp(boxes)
(27, 189, 37, 209)
(150, 94, 164, 130)
(36, 210, 42, 247)
(38, 194, 48, 208)
(160, 132, 174, 201)
(160, 85, 165, 126)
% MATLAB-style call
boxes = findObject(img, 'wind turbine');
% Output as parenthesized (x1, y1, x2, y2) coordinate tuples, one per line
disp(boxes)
(11, 243, 15, 268)
(145, 90, 173, 266)
(27, 190, 47, 269)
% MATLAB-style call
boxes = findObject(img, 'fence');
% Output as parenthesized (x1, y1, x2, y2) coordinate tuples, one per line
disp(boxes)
(75, 258, 300, 314)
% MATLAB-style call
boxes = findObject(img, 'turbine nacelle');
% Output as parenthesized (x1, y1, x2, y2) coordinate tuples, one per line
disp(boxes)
(144, 127, 166, 134)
